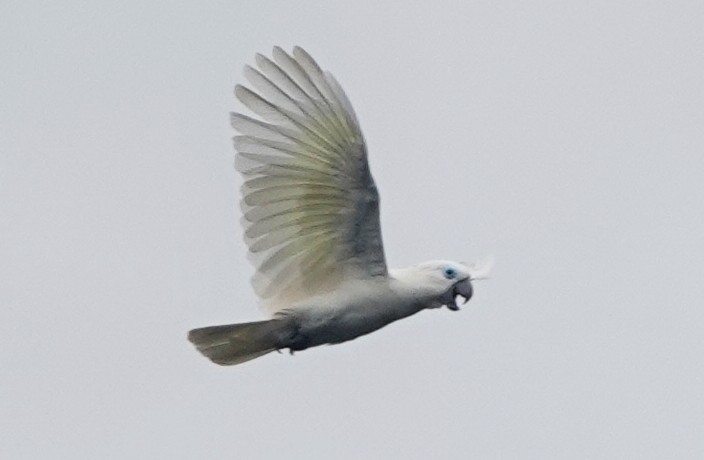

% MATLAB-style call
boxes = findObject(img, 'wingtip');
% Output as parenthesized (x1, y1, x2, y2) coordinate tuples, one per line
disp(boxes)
(292, 46, 307, 58)
(272, 45, 286, 59)
(254, 52, 268, 68)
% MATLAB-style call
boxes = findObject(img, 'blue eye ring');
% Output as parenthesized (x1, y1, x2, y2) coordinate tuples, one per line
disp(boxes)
(443, 267, 458, 279)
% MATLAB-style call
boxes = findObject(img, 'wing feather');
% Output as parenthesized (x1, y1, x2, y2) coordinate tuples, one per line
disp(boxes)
(232, 47, 388, 313)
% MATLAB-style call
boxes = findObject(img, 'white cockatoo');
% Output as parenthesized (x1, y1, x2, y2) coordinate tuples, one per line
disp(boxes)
(189, 47, 492, 366)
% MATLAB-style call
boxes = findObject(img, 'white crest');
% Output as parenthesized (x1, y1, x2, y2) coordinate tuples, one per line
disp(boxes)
(467, 255, 495, 280)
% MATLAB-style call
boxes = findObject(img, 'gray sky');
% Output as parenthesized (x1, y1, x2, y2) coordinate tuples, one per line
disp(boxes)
(2, 1, 703, 458)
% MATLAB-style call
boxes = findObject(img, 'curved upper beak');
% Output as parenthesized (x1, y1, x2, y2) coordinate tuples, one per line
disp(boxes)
(446, 278, 473, 311)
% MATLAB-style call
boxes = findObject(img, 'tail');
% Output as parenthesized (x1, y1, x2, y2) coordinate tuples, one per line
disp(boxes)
(188, 320, 288, 366)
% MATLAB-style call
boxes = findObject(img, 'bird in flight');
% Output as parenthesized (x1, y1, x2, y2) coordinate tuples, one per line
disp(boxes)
(188, 47, 492, 366)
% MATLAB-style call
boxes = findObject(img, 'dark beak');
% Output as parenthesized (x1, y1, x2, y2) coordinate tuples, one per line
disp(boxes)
(446, 278, 473, 311)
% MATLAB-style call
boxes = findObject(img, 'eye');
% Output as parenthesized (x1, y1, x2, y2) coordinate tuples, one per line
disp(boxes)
(443, 267, 458, 279)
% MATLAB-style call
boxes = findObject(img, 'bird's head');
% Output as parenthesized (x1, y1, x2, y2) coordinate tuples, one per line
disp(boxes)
(393, 257, 493, 311)
(393, 260, 478, 311)
(417, 261, 473, 311)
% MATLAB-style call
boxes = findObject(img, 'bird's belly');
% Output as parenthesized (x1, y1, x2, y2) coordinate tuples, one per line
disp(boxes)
(295, 302, 416, 348)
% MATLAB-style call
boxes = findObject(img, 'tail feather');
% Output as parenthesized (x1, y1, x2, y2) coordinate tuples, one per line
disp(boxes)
(188, 320, 286, 366)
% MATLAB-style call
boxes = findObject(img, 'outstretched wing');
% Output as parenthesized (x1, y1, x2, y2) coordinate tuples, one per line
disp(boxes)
(232, 46, 387, 314)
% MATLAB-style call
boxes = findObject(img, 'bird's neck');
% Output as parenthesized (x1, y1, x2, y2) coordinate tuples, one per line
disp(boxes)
(387, 269, 442, 312)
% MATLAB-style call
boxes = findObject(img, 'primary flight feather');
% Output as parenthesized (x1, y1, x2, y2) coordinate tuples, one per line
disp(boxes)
(188, 47, 491, 366)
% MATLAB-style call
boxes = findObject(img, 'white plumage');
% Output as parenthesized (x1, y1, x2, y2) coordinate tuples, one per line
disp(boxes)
(188, 47, 491, 366)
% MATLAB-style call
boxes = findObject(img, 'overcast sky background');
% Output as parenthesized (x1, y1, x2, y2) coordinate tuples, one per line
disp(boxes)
(2, 1, 703, 458)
